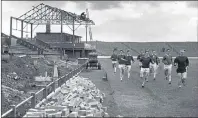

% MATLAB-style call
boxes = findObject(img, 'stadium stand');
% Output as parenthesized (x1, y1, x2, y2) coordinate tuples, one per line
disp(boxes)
(88, 41, 198, 57)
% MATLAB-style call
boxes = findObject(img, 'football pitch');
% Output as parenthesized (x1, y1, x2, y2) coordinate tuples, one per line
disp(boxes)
(80, 58, 198, 117)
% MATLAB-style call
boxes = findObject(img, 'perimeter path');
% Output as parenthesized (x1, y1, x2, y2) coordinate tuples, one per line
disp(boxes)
(94, 57, 198, 117)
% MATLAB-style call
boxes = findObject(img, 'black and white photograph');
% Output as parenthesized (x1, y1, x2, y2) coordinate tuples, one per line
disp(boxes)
(1, 1, 198, 117)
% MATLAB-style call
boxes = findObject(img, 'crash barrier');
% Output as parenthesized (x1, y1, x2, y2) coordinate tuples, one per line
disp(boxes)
(1, 62, 88, 118)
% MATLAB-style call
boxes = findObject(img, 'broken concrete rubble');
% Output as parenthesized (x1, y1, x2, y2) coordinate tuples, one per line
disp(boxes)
(24, 76, 110, 117)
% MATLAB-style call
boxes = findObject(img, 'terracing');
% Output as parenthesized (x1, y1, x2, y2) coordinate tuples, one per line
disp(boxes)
(88, 41, 198, 57)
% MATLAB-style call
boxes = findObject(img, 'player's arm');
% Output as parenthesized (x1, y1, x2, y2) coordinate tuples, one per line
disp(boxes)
(139, 57, 143, 62)
(137, 55, 140, 60)
(110, 55, 113, 60)
(121, 56, 127, 61)
(157, 56, 160, 65)
(150, 58, 155, 64)
(162, 56, 166, 64)
(186, 57, 189, 68)
(174, 57, 178, 67)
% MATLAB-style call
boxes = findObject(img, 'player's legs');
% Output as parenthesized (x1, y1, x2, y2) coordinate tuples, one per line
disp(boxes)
(149, 64, 153, 75)
(140, 68, 144, 79)
(112, 61, 117, 73)
(153, 63, 158, 80)
(139, 62, 142, 69)
(140, 68, 145, 87)
(167, 65, 172, 84)
(177, 68, 187, 87)
(142, 68, 149, 87)
(126, 65, 131, 79)
(145, 68, 150, 82)
(118, 64, 122, 80)
(119, 64, 125, 81)
(181, 72, 187, 86)
(177, 73, 183, 88)
(164, 65, 168, 80)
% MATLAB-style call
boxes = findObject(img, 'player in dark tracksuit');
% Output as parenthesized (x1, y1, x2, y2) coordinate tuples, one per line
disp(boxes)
(140, 50, 154, 88)
(111, 49, 118, 73)
(174, 49, 189, 88)
(125, 50, 135, 79)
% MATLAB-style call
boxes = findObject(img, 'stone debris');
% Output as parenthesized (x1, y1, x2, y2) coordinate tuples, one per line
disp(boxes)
(24, 76, 110, 117)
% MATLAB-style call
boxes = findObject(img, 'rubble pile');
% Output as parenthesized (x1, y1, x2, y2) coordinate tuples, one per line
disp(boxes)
(57, 60, 79, 77)
(1, 85, 31, 113)
(1, 56, 38, 91)
(24, 76, 109, 117)
(35, 57, 54, 77)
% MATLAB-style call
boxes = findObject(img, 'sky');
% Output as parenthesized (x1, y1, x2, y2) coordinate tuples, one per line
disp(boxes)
(1, 1, 198, 42)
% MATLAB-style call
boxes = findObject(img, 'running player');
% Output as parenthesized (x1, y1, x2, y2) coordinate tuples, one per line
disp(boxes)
(125, 50, 135, 79)
(111, 49, 118, 73)
(149, 50, 160, 80)
(137, 50, 145, 77)
(140, 50, 154, 88)
(117, 50, 127, 81)
(162, 49, 173, 84)
(174, 49, 189, 88)
(137, 50, 145, 68)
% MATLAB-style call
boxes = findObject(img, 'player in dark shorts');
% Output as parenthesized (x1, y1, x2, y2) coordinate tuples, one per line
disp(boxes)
(174, 49, 189, 88)
(139, 50, 154, 88)
(111, 49, 118, 73)
(117, 50, 127, 81)
(149, 50, 160, 80)
(125, 50, 135, 79)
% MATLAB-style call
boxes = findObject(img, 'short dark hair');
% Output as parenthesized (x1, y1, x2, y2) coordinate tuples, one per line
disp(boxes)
(127, 50, 130, 52)
(166, 49, 170, 51)
(120, 49, 123, 52)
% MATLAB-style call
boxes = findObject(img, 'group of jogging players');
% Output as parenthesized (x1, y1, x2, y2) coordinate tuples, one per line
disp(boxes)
(110, 48, 189, 88)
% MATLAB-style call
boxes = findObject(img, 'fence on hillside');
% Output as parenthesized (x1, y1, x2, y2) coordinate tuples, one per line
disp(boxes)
(1, 62, 88, 118)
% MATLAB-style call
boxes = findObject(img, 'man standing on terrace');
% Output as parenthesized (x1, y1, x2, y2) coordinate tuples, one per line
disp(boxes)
(174, 49, 189, 88)
(111, 49, 118, 73)
(125, 50, 135, 79)
(117, 50, 127, 81)
(139, 50, 154, 88)
(162, 49, 173, 84)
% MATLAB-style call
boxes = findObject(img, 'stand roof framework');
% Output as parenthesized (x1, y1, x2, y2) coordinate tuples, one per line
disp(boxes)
(10, 3, 95, 37)
(18, 3, 95, 25)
